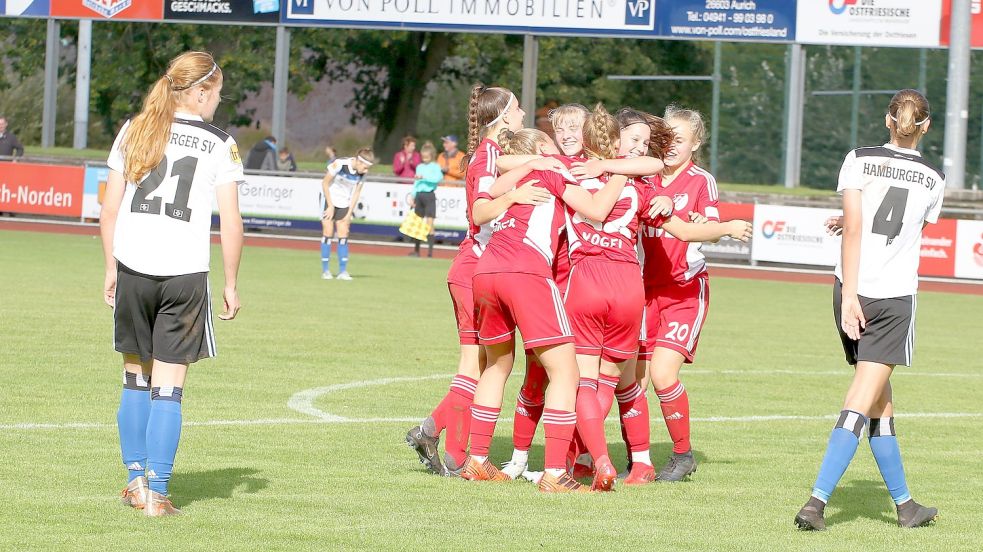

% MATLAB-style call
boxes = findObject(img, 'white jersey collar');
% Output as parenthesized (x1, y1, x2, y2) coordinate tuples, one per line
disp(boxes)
(175, 112, 204, 121)
(883, 143, 920, 156)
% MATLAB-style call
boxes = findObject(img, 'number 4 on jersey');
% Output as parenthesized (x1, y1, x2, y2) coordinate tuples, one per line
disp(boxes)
(871, 186, 908, 245)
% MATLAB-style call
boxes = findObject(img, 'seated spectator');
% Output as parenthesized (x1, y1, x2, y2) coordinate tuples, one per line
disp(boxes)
(277, 147, 297, 172)
(246, 136, 277, 170)
(393, 136, 420, 179)
(437, 134, 466, 181)
(0, 116, 24, 158)
(409, 141, 442, 258)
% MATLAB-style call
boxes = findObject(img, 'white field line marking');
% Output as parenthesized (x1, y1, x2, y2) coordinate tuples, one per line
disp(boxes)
(3, 373, 982, 431)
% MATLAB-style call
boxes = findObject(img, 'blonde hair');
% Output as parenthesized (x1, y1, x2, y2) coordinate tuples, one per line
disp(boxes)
(420, 141, 437, 163)
(548, 103, 589, 131)
(121, 51, 222, 183)
(355, 147, 375, 165)
(664, 104, 707, 165)
(497, 128, 553, 155)
(583, 103, 619, 161)
(888, 89, 931, 139)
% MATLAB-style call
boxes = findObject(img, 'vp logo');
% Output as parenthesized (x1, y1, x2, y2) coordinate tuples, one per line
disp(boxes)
(292, 0, 314, 14)
(624, 0, 651, 26)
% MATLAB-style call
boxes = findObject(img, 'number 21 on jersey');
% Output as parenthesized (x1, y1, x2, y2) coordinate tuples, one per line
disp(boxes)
(131, 154, 198, 223)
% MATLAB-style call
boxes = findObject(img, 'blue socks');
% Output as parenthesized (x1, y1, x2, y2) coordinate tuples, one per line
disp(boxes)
(321, 236, 332, 273)
(869, 417, 912, 505)
(812, 409, 866, 503)
(118, 372, 151, 483)
(338, 238, 349, 273)
(147, 386, 183, 496)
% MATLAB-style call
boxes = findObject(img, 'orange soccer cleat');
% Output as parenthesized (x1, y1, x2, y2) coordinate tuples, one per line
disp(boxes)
(591, 456, 617, 492)
(623, 462, 657, 486)
(460, 457, 512, 481)
(120, 476, 149, 509)
(539, 471, 591, 493)
(144, 490, 182, 517)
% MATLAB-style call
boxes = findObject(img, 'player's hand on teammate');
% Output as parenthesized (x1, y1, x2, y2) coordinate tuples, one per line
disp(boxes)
(725, 220, 753, 242)
(689, 211, 709, 224)
(569, 159, 605, 179)
(840, 294, 866, 340)
(824, 215, 844, 236)
(103, 270, 117, 308)
(509, 180, 552, 205)
(647, 196, 674, 219)
(220, 286, 240, 321)
(526, 157, 567, 173)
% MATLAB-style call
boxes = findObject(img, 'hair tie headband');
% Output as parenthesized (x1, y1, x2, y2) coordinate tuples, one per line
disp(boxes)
(889, 114, 930, 126)
(171, 63, 218, 92)
(485, 95, 514, 128)
(356, 155, 374, 166)
(164, 74, 174, 88)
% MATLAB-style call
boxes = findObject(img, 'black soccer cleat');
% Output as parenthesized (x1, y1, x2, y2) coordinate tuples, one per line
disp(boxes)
(794, 497, 827, 531)
(656, 451, 697, 482)
(405, 423, 444, 475)
(897, 499, 938, 528)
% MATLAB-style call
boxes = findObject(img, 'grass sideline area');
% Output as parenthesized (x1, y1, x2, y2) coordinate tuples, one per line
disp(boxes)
(2, 229, 982, 550)
(15, 146, 835, 194)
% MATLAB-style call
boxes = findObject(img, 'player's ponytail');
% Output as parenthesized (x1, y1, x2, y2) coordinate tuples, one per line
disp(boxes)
(121, 51, 223, 184)
(462, 83, 514, 172)
(888, 89, 930, 139)
(583, 103, 619, 161)
(664, 104, 707, 165)
(617, 107, 675, 160)
(498, 128, 551, 155)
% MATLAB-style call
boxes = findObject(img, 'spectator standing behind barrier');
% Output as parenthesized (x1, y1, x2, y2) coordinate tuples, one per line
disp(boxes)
(393, 136, 421, 178)
(0, 117, 25, 158)
(245, 136, 277, 170)
(408, 141, 441, 258)
(437, 134, 466, 181)
(277, 147, 297, 172)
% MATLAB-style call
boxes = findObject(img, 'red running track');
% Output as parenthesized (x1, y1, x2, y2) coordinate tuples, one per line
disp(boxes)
(3, 219, 982, 296)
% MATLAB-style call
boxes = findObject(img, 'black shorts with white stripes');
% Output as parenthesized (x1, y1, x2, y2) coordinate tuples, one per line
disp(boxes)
(833, 278, 915, 367)
(114, 262, 216, 365)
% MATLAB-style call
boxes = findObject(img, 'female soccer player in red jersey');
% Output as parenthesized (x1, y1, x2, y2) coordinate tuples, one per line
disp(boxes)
(405, 84, 552, 477)
(462, 128, 633, 493)
(635, 105, 743, 482)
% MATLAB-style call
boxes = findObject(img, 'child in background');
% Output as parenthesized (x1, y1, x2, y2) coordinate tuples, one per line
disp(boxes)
(409, 142, 443, 257)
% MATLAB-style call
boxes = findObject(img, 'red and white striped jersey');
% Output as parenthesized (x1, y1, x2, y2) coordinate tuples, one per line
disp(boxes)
(447, 138, 501, 287)
(474, 169, 571, 278)
(567, 176, 666, 266)
(639, 161, 720, 288)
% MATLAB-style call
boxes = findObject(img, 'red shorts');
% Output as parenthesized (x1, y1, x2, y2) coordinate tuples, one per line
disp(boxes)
(638, 275, 710, 363)
(473, 272, 574, 349)
(448, 282, 478, 345)
(564, 259, 643, 362)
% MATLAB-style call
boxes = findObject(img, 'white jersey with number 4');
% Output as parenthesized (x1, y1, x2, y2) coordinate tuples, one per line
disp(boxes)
(834, 143, 945, 299)
(107, 113, 245, 277)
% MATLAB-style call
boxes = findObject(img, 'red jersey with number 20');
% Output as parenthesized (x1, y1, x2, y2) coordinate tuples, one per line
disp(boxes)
(474, 169, 570, 278)
(640, 162, 720, 288)
(447, 138, 501, 287)
(568, 176, 666, 265)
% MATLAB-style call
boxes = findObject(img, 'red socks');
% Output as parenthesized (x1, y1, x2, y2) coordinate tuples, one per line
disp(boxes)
(542, 408, 577, 470)
(512, 390, 545, 451)
(430, 375, 477, 465)
(575, 378, 609, 462)
(656, 380, 691, 454)
(597, 373, 620, 418)
(468, 405, 500, 458)
(616, 383, 651, 455)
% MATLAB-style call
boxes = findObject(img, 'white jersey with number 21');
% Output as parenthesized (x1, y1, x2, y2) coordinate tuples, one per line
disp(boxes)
(834, 143, 945, 299)
(107, 113, 245, 277)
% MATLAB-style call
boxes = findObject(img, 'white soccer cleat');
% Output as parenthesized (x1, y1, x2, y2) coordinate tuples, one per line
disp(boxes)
(336, 271, 353, 281)
(500, 459, 527, 480)
(321, 271, 333, 280)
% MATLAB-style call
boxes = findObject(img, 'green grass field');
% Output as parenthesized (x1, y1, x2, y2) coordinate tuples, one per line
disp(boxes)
(1, 229, 982, 551)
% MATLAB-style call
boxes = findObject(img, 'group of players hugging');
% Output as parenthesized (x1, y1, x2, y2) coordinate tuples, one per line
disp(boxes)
(405, 84, 753, 493)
